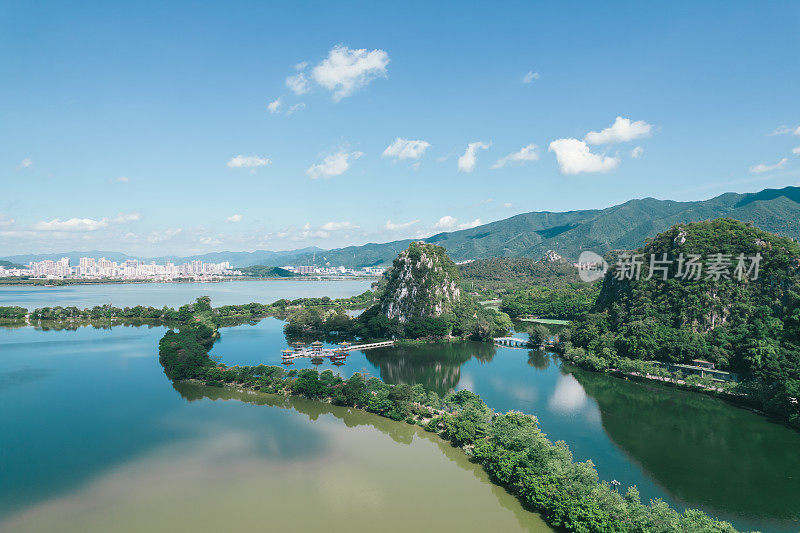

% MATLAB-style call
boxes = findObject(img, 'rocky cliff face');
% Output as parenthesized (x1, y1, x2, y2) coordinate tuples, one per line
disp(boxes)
(379, 242, 462, 323)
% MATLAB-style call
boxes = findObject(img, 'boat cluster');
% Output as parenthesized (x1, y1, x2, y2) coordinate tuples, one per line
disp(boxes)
(281, 341, 351, 365)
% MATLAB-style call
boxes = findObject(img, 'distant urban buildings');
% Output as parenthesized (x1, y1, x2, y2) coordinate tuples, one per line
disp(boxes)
(1, 257, 237, 281)
(0, 257, 385, 280)
(281, 265, 385, 277)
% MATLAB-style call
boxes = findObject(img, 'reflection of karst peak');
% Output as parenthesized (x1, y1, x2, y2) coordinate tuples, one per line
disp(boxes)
(365, 342, 495, 395)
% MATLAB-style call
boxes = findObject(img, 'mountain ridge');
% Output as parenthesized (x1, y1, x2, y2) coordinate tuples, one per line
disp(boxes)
(5, 186, 800, 268)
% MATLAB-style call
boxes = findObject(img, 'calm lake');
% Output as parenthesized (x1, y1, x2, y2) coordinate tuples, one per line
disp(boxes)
(1, 282, 799, 532)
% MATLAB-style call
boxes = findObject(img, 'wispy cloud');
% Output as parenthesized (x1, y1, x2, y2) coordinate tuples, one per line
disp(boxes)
(750, 157, 788, 174)
(112, 212, 141, 223)
(226, 214, 243, 223)
(32, 217, 109, 232)
(287, 102, 305, 115)
(267, 97, 282, 113)
(630, 146, 643, 159)
(491, 144, 539, 169)
(16, 158, 33, 170)
(307, 150, 363, 179)
(227, 155, 272, 169)
(384, 219, 419, 230)
(115, 176, 130, 183)
(769, 125, 800, 136)
(286, 73, 310, 95)
(320, 221, 359, 231)
(382, 138, 431, 162)
(522, 71, 540, 83)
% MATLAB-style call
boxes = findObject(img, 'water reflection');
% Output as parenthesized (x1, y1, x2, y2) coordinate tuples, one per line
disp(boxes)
(571, 369, 800, 529)
(364, 341, 495, 395)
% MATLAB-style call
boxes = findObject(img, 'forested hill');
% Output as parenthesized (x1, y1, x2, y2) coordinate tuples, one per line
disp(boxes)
(570, 218, 800, 428)
(278, 186, 800, 267)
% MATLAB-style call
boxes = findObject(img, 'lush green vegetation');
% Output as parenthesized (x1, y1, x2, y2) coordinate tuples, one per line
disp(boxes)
(0, 260, 25, 269)
(569, 219, 800, 429)
(460, 257, 580, 296)
(501, 283, 600, 320)
(0, 306, 27, 319)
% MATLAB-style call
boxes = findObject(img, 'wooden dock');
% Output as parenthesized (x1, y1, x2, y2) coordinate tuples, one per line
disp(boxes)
(281, 340, 395, 362)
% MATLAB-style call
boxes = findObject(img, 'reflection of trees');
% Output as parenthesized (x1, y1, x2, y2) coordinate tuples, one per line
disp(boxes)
(364, 341, 496, 396)
(571, 369, 800, 524)
(526, 350, 550, 370)
(173, 382, 417, 445)
(29, 319, 170, 332)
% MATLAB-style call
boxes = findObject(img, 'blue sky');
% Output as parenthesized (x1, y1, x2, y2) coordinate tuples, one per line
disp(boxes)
(2, 1, 799, 256)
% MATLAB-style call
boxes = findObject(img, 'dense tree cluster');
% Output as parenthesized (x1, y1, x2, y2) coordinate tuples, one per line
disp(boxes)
(501, 283, 600, 320)
(459, 256, 581, 296)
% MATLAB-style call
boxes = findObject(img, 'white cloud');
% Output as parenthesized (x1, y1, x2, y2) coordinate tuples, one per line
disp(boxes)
(432, 216, 482, 232)
(750, 157, 788, 174)
(226, 214, 243, 223)
(548, 138, 620, 175)
(457, 141, 491, 173)
(296, 222, 330, 240)
(584, 116, 653, 145)
(33, 217, 109, 232)
(459, 218, 482, 230)
(267, 97, 282, 114)
(433, 216, 457, 230)
(147, 228, 182, 244)
(630, 146, 644, 159)
(287, 102, 305, 115)
(382, 138, 431, 161)
(112, 212, 140, 223)
(320, 221, 359, 231)
(522, 71, 540, 83)
(227, 155, 271, 169)
(307, 151, 362, 179)
(384, 219, 419, 230)
(0, 214, 15, 227)
(16, 158, 33, 169)
(293, 61, 307, 70)
(793, 146, 800, 155)
(116, 176, 129, 183)
(503, 202, 512, 208)
(286, 72, 310, 95)
(770, 125, 794, 136)
(491, 144, 539, 169)
(770, 125, 800, 136)
(311, 45, 389, 101)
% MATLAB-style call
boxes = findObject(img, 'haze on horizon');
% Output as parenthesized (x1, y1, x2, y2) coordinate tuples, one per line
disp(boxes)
(1, 1, 799, 256)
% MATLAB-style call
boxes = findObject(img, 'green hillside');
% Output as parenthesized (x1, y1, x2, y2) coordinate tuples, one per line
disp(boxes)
(0, 260, 25, 269)
(569, 218, 800, 428)
(238, 265, 299, 278)
(278, 186, 800, 267)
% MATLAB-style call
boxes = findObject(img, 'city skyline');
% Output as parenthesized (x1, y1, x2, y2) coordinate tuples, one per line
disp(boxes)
(2, 1, 800, 256)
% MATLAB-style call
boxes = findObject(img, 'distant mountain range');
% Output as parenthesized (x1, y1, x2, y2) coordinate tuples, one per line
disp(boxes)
(271, 186, 800, 267)
(5, 186, 800, 268)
